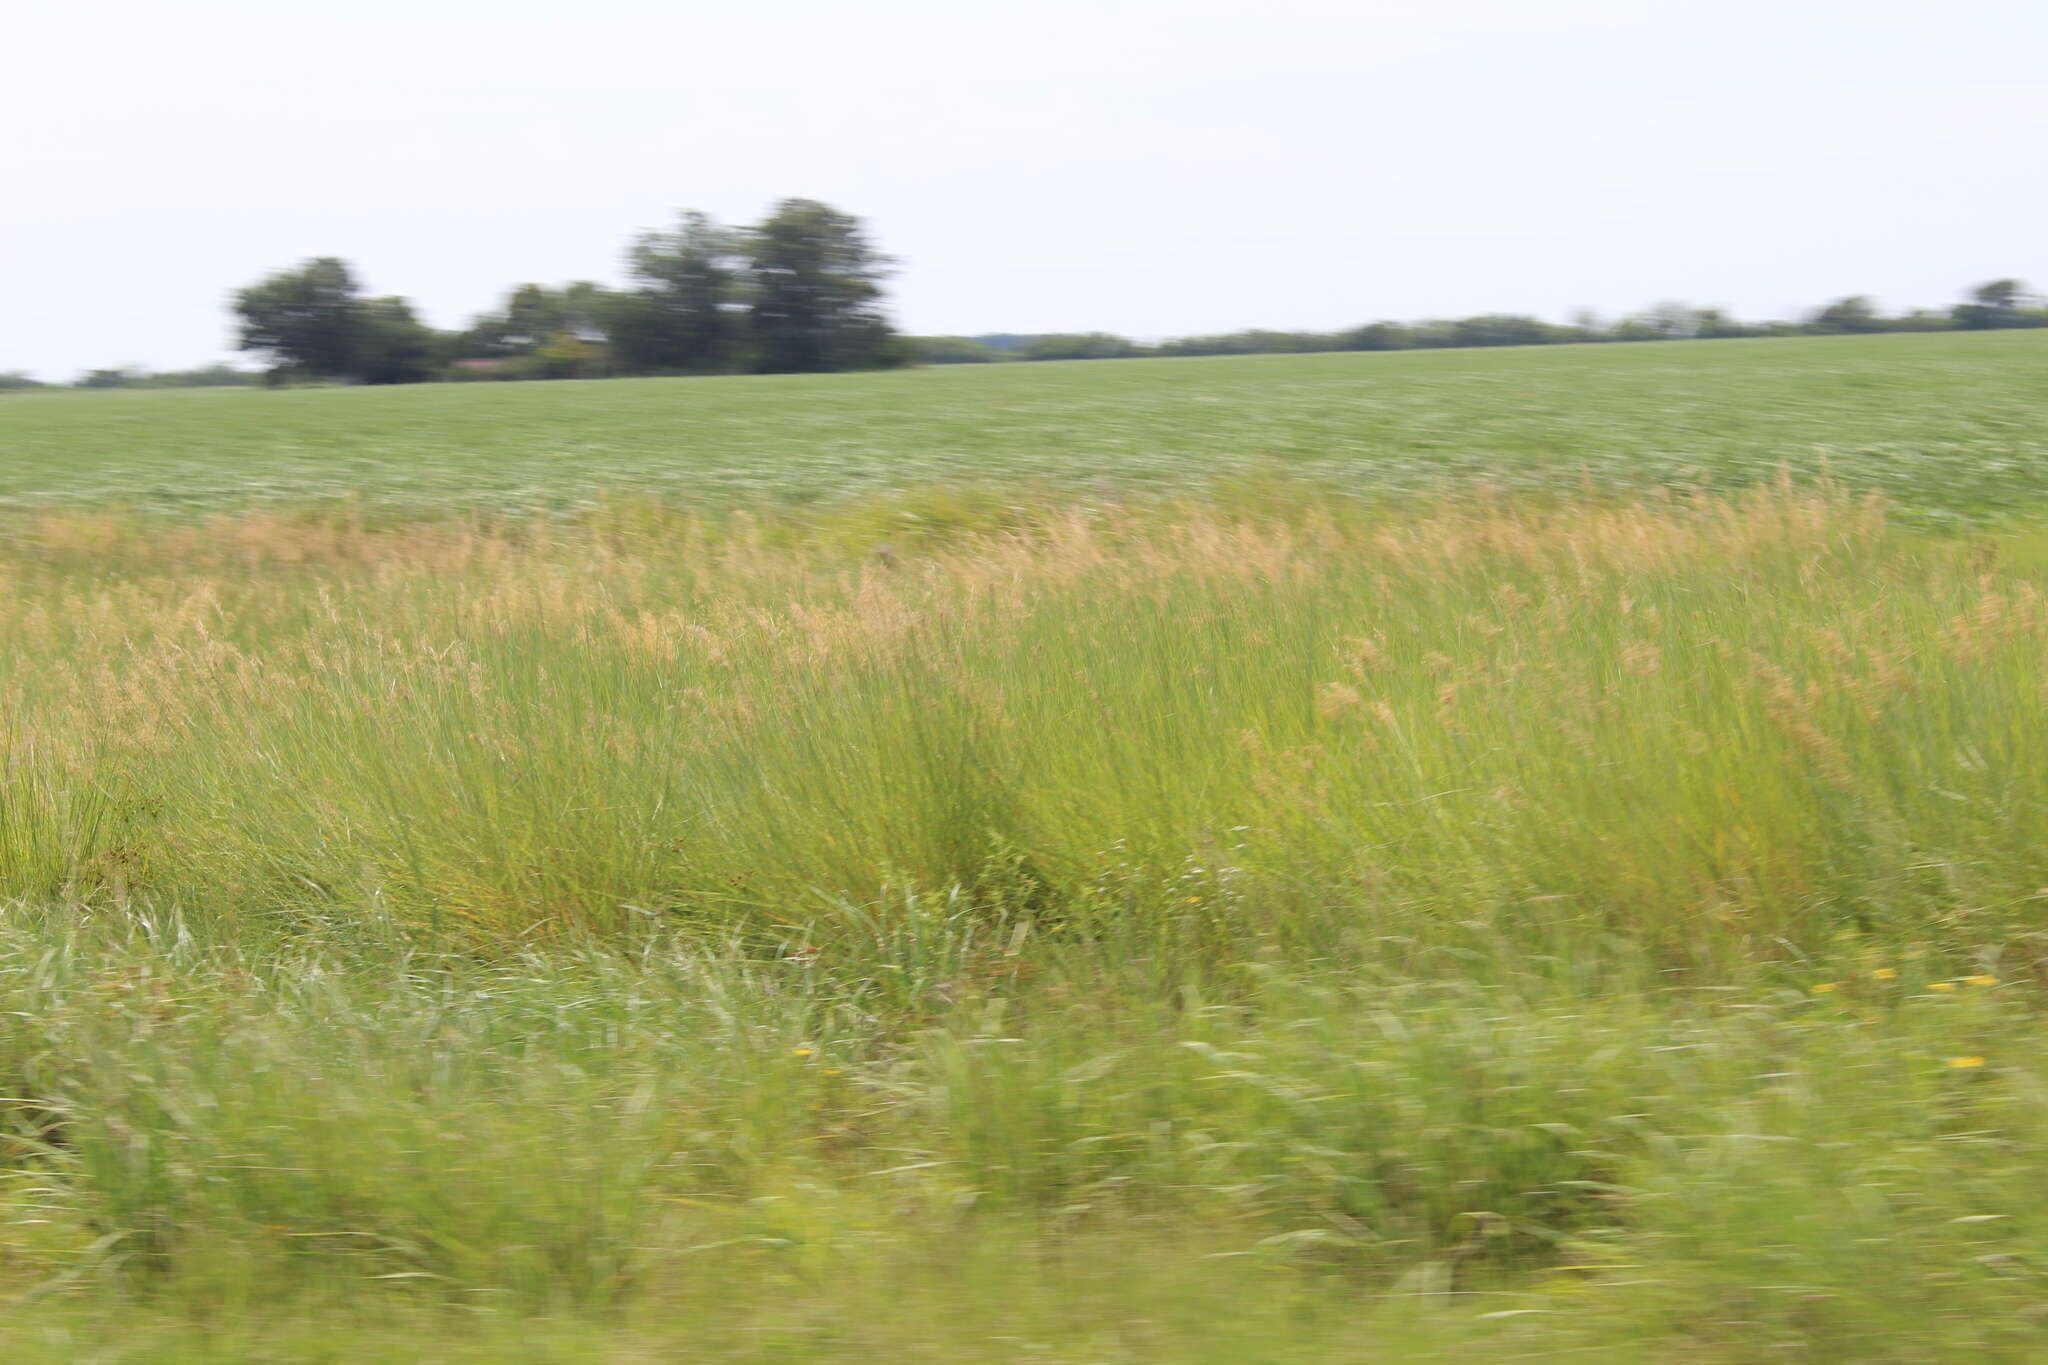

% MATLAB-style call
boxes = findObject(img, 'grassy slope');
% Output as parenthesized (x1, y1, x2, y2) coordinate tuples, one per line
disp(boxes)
(0, 330, 2044, 520)
(4, 335, 2048, 1359)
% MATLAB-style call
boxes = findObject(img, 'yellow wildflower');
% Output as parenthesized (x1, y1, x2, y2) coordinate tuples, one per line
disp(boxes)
(1871, 968, 1898, 981)
(1966, 974, 1999, 987)
(793, 1047, 814, 1056)
(1948, 1056, 1986, 1069)
(1810, 982, 1839, 995)
(1929, 982, 1957, 993)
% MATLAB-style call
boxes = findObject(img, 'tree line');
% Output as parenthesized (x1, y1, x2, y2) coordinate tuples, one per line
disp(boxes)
(4, 264, 2042, 392)
(910, 280, 2048, 364)
(222, 198, 899, 385)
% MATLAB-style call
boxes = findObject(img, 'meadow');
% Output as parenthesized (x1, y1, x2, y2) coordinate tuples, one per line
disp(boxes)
(4, 334, 2048, 1360)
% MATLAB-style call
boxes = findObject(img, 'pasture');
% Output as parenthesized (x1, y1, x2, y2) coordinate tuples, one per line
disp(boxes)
(4, 334, 2048, 1360)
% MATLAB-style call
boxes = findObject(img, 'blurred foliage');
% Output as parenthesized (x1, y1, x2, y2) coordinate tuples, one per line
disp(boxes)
(227, 201, 904, 386)
(903, 280, 2045, 370)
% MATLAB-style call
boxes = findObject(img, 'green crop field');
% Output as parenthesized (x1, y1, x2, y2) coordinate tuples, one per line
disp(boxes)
(6, 333, 2048, 1361)
(2, 329, 2045, 521)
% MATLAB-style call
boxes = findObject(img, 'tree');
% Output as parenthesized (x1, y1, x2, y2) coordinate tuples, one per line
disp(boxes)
(232, 257, 366, 379)
(1155, 330, 1350, 357)
(499, 284, 564, 352)
(1953, 279, 2039, 330)
(745, 199, 899, 373)
(1810, 295, 1884, 334)
(603, 212, 743, 373)
(232, 259, 442, 383)
(908, 336, 1005, 364)
(1606, 316, 1668, 342)
(1018, 333, 1140, 361)
(1343, 322, 1414, 351)
(460, 282, 605, 358)
(1974, 279, 2024, 311)
(1891, 308, 1955, 333)
(533, 331, 608, 379)
(1448, 314, 1558, 347)
(354, 297, 440, 384)
(1693, 308, 1764, 340)
(455, 282, 612, 377)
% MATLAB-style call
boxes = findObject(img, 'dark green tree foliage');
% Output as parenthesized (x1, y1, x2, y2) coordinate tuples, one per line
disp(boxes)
(1344, 323, 1412, 351)
(232, 258, 367, 380)
(500, 284, 567, 351)
(605, 211, 742, 373)
(1953, 279, 2042, 330)
(215, 227, 2036, 386)
(455, 282, 614, 377)
(1693, 308, 1768, 339)
(1018, 333, 1142, 361)
(461, 284, 567, 357)
(1448, 314, 1563, 347)
(1155, 329, 1349, 357)
(745, 199, 899, 373)
(1891, 309, 1959, 332)
(965, 334, 1039, 354)
(354, 297, 439, 385)
(231, 259, 445, 384)
(907, 336, 1005, 363)
(1810, 295, 1885, 334)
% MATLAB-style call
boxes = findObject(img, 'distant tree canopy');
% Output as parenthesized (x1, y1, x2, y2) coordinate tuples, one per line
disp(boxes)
(1954, 279, 2043, 331)
(47, 227, 1989, 391)
(602, 200, 901, 374)
(27, 263, 2047, 389)
(898, 280, 2047, 370)
(606, 211, 740, 373)
(222, 200, 904, 385)
(459, 282, 607, 359)
(746, 199, 898, 373)
(1810, 295, 1886, 334)
(908, 336, 1004, 364)
(231, 257, 367, 380)
(353, 297, 440, 385)
(1018, 333, 1143, 361)
(229, 259, 438, 385)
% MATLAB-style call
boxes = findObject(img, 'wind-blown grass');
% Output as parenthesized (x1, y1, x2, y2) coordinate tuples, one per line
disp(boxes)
(5, 479, 2048, 1359)
(6, 478, 2044, 964)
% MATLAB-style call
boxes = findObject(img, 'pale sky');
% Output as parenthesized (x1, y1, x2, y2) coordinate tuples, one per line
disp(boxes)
(6, 0, 2044, 379)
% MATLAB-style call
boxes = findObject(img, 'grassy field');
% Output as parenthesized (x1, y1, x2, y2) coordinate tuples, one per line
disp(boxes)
(6, 335, 2048, 1360)
(1, 330, 2045, 521)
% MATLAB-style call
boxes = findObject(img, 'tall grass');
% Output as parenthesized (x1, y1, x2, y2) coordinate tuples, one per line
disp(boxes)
(4, 480, 2048, 1359)
(4, 478, 2041, 967)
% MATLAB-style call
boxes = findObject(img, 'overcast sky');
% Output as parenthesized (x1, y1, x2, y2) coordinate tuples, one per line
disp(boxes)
(5, 0, 2044, 379)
